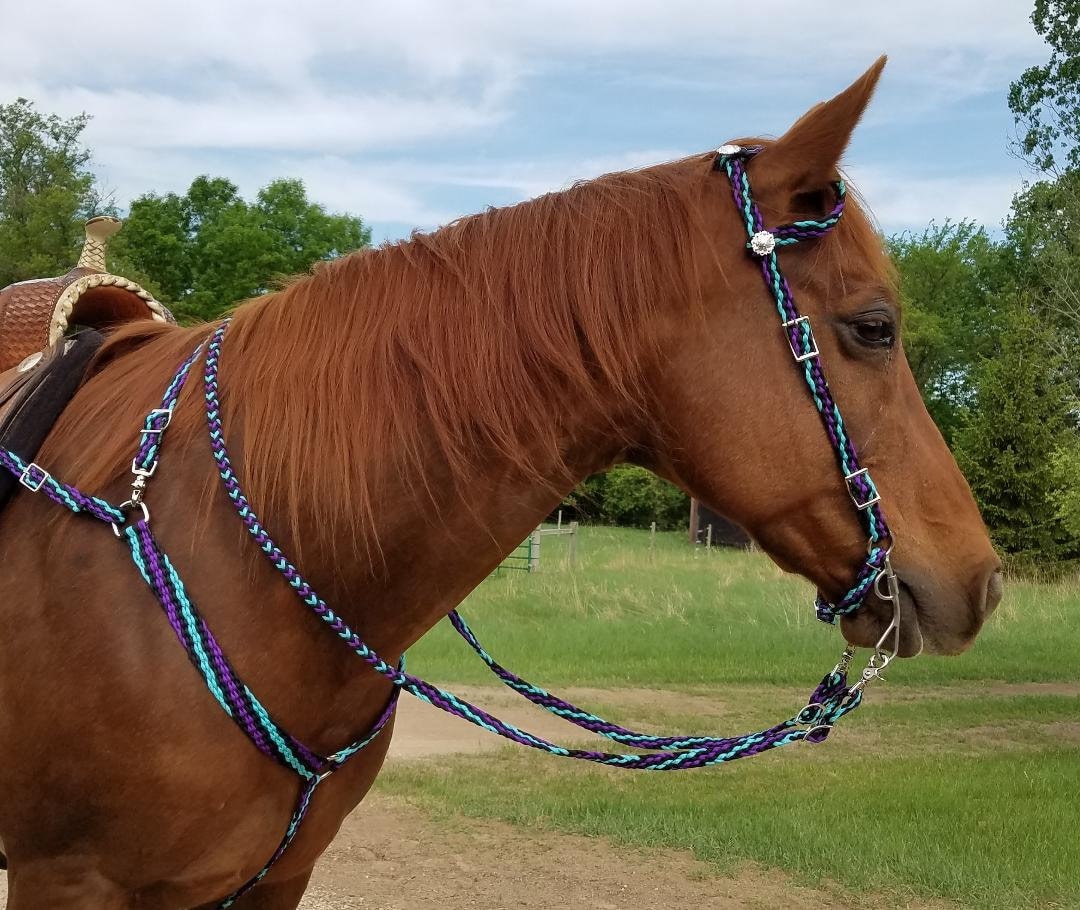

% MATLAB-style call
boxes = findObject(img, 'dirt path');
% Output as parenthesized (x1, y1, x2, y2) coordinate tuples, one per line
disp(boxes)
(385, 686, 618, 759)
(0, 795, 932, 910)
(385, 680, 1080, 759)
(297, 793, 918, 910)
(2, 684, 1041, 908)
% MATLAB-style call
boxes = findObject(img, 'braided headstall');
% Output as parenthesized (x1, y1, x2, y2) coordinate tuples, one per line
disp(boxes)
(715, 143, 902, 679)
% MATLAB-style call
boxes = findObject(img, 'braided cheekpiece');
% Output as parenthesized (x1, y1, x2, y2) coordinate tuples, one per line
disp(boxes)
(716, 146, 892, 622)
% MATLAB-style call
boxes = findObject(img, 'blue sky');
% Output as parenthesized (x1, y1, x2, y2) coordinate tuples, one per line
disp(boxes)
(2, 1, 1047, 244)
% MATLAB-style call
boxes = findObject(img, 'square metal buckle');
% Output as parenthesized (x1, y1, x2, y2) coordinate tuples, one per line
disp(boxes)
(782, 316, 819, 362)
(141, 408, 174, 436)
(19, 463, 49, 493)
(845, 468, 881, 510)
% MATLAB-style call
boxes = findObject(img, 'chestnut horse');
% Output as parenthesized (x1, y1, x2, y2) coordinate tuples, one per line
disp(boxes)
(0, 59, 1000, 908)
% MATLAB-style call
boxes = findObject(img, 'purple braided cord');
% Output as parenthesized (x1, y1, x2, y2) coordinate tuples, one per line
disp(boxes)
(132, 341, 206, 474)
(218, 777, 320, 908)
(201, 321, 861, 769)
(449, 610, 793, 748)
(0, 449, 124, 524)
(217, 689, 400, 908)
(126, 519, 323, 774)
(720, 149, 892, 622)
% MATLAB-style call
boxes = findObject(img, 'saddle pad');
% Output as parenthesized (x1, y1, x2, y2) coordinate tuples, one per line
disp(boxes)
(0, 330, 104, 513)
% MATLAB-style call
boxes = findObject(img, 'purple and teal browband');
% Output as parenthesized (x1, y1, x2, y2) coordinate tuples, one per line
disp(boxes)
(0, 144, 901, 905)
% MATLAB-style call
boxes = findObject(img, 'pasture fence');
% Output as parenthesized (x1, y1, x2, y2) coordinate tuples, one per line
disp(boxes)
(498, 513, 579, 573)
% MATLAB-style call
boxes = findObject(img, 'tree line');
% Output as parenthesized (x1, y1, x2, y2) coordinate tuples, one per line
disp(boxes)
(1, 0, 1078, 566)
(0, 99, 369, 324)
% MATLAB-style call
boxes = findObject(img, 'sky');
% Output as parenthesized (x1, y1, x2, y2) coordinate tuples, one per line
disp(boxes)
(1, 1, 1048, 245)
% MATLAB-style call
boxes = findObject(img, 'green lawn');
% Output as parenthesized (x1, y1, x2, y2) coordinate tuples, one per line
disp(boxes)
(379, 526, 1080, 910)
(410, 526, 1080, 686)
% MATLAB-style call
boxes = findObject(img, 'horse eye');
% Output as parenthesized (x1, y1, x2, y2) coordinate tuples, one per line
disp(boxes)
(851, 315, 895, 347)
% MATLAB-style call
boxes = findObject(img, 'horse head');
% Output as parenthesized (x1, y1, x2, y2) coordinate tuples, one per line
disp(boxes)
(638, 58, 1001, 657)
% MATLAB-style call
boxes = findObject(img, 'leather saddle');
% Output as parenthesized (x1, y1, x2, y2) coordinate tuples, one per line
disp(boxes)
(0, 217, 174, 513)
(0, 216, 171, 374)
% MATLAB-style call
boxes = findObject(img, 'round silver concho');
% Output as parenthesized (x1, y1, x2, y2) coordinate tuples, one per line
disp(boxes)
(749, 230, 777, 257)
(16, 351, 44, 374)
(717, 144, 742, 156)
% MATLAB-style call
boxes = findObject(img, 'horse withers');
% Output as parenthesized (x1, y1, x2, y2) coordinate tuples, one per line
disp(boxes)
(0, 58, 1001, 908)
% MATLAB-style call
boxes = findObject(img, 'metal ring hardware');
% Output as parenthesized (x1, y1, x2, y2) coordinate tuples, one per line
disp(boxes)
(781, 315, 819, 362)
(844, 467, 881, 510)
(111, 500, 151, 539)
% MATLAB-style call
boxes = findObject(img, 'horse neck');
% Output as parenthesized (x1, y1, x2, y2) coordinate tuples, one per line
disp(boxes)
(224, 290, 649, 660)
(341, 417, 627, 657)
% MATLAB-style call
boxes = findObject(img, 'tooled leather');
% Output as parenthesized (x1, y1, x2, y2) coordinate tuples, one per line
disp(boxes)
(0, 266, 169, 374)
(0, 276, 69, 373)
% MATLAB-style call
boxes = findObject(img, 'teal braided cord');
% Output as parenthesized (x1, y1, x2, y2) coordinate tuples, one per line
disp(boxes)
(0, 448, 124, 523)
(124, 525, 318, 779)
(447, 611, 797, 750)
(217, 777, 321, 908)
(124, 528, 236, 720)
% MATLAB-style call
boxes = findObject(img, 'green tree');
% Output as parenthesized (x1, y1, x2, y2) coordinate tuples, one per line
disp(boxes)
(953, 306, 1080, 562)
(0, 98, 108, 286)
(566, 467, 688, 531)
(1008, 0, 1080, 173)
(256, 179, 369, 270)
(113, 176, 371, 322)
(1005, 2, 1080, 397)
(889, 222, 1010, 443)
(1007, 172, 1080, 347)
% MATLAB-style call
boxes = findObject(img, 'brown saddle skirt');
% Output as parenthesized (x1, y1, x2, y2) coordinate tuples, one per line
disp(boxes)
(0, 216, 175, 511)
(0, 267, 171, 374)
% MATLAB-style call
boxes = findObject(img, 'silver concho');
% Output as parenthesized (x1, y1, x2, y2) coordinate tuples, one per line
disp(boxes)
(16, 351, 44, 374)
(750, 230, 777, 257)
(716, 144, 742, 156)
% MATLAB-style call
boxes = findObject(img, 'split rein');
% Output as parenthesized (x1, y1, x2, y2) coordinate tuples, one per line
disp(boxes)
(0, 146, 901, 904)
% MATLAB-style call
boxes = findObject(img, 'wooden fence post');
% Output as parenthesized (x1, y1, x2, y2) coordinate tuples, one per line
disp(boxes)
(528, 527, 542, 572)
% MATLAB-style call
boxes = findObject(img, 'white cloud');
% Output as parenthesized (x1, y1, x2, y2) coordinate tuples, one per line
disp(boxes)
(0, 0, 1045, 238)
(845, 165, 1023, 233)
(273, 157, 458, 227)
(411, 149, 690, 198)
(4, 1, 1041, 99)
(0, 83, 505, 153)
(89, 147, 458, 231)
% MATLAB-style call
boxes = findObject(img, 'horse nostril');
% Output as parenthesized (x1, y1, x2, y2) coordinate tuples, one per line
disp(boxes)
(983, 569, 1004, 617)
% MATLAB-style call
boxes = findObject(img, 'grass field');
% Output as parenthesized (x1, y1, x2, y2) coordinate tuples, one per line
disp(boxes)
(378, 526, 1080, 910)
(407, 525, 1079, 687)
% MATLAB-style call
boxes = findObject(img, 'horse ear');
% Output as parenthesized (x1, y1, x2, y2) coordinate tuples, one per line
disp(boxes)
(753, 56, 887, 193)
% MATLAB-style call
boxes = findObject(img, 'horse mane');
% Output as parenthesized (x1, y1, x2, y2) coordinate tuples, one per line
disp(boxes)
(46, 154, 713, 559)
(42, 148, 889, 563)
